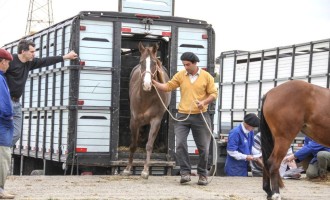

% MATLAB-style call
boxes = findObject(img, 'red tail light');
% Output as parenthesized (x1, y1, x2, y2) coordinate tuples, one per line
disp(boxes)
(78, 100, 85, 105)
(135, 13, 160, 19)
(76, 147, 87, 153)
(195, 149, 199, 155)
(121, 28, 132, 33)
(79, 61, 85, 66)
(162, 32, 171, 37)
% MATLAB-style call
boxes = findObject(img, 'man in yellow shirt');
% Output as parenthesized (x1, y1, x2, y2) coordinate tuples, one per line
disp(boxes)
(152, 52, 218, 186)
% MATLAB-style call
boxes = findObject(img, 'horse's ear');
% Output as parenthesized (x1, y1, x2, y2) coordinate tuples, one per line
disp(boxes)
(151, 43, 159, 55)
(138, 42, 145, 53)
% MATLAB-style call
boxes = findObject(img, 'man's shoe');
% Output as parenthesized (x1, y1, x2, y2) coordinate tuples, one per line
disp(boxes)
(197, 175, 208, 186)
(289, 173, 301, 179)
(180, 174, 191, 184)
(0, 191, 15, 199)
(320, 173, 328, 181)
(309, 176, 328, 182)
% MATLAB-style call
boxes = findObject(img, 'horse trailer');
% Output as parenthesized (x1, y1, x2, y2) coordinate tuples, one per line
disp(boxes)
(217, 38, 330, 151)
(2, 0, 217, 175)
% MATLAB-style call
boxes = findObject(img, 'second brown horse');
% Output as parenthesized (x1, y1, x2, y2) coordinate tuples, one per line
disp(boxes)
(260, 80, 330, 200)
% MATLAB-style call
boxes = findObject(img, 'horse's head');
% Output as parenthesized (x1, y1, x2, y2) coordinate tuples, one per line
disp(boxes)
(138, 42, 162, 91)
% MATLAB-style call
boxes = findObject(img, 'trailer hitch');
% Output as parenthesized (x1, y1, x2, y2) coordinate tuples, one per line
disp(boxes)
(140, 18, 154, 33)
(135, 13, 160, 34)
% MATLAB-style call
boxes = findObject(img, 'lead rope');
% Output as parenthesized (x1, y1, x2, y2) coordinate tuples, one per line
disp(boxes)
(152, 84, 218, 183)
(150, 81, 193, 121)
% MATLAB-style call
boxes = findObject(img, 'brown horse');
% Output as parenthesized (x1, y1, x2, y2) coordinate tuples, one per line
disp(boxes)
(122, 42, 171, 179)
(260, 80, 330, 200)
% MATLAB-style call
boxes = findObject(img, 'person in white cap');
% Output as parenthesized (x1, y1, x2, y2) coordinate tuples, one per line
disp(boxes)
(0, 48, 15, 199)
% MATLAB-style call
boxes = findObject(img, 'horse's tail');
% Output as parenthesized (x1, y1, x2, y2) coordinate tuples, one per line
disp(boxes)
(260, 94, 284, 188)
(260, 94, 273, 173)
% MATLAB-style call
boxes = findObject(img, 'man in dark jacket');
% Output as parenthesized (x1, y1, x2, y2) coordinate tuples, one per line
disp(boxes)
(0, 48, 15, 199)
(285, 137, 330, 180)
(5, 39, 78, 147)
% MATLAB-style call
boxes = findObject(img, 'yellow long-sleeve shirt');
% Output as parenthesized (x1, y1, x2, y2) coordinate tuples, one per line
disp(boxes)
(165, 69, 218, 114)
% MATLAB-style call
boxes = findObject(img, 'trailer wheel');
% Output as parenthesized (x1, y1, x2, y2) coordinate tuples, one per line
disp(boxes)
(30, 170, 44, 176)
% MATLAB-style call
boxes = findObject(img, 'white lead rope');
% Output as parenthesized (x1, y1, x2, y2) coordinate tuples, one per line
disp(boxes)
(152, 84, 218, 183)
(152, 85, 193, 122)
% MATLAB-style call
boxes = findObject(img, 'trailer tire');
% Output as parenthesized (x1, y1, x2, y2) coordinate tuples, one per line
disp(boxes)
(30, 170, 44, 176)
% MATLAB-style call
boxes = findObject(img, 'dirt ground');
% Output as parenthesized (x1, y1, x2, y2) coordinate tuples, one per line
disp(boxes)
(5, 174, 330, 200)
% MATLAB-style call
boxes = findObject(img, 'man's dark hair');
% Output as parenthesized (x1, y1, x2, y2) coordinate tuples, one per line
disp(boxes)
(17, 39, 35, 54)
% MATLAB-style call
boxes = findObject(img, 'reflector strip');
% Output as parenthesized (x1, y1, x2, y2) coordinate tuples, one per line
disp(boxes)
(135, 13, 160, 19)
(76, 147, 87, 153)
(121, 27, 131, 33)
(195, 149, 199, 155)
(78, 100, 85, 105)
(162, 32, 171, 37)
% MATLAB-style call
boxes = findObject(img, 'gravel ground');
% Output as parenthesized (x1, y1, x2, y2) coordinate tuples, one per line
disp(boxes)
(4, 174, 330, 200)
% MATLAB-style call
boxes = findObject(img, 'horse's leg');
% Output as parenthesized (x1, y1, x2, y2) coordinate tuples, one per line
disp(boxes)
(123, 120, 139, 176)
(269, 135, 294, 200)
(268, 156, 282, 200)
(262, 167, 272, 200)
(141, 118, 162, 179)
(263, 152, 283, 200)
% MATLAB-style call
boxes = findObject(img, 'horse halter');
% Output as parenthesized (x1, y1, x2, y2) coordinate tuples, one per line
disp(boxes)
(139, 57, 161, 79)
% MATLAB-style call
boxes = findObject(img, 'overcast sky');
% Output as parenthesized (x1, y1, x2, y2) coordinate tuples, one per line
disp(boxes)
(0, 0, 329, 56)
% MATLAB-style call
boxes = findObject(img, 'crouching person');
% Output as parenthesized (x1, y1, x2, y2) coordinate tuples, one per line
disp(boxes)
(224, 113, 259, 176)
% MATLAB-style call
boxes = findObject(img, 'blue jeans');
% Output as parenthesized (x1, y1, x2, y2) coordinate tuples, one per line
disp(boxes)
(11, 101, 22, 147)
(175, 112, 212, 177)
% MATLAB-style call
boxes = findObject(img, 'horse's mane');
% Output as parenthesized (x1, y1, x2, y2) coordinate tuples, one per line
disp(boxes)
(129, 64, 140, 80)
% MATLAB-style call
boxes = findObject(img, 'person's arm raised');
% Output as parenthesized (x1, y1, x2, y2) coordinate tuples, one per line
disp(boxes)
(63, 50, 78, 60)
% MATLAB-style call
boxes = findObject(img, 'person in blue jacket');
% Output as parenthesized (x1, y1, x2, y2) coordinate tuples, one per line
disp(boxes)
(225, 113, 260, 176)
(0, 48, 15, 199)
(285, 137, 330, 180)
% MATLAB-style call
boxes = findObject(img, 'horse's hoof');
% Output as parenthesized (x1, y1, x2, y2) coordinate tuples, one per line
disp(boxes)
(121, 169, 131, 176)
(272, 193, 281, 200)
(141, 171, 149, 179)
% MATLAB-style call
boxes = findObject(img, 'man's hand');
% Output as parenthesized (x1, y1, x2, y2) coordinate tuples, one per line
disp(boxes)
(195, 100, 205, 110)
(152, 79, 167, 91)
(63, 50, 78, 60)
(284, 154, 296, 163)
(195, 95, 215, 110)
(246, 155, 254, 161)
